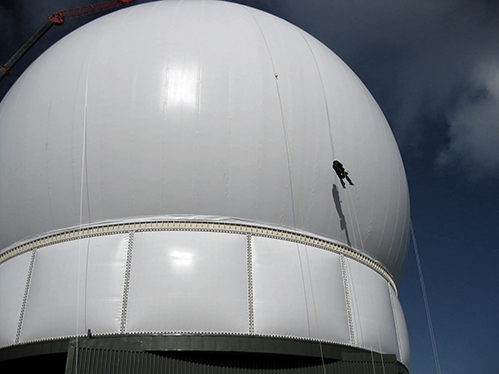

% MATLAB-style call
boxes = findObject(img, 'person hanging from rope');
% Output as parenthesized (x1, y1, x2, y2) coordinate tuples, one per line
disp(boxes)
(332, 159, 354, 188)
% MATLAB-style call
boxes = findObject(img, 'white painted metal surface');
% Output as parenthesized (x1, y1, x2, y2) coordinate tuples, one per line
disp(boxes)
(126, 231, 249, 333)
(0, 0, 409, 283)
(0, 0, 411, 369)
(251, 235, 351, 343)
(345, 257, 399, 355)
(391, 287, 411, 366)
(0, 227, 410, 367)
(0, 252, 32, 347)
(21, 240, 89, 342)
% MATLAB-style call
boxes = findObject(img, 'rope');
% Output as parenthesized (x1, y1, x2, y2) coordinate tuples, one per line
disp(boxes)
(410, 220, 442, 374)
(370, 350, 377, 374)
(75, 69, 92, 374)
(344, 187, 386, 374)
(297, 30, 336, 161)
(296, 31, 390, 374)
(272, 16, 387, 373)
(298, 25, 388, 373)
(244, 8, 327, 373)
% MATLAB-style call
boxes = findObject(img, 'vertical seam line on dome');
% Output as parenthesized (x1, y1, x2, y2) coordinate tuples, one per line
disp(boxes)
(242, 14, 328, 373)
(242, 7, 301, 230)
(294, 30, 334, 228)
(45, 42, 65, 231)
(336, 61, 363, 253)
(360, 89, 384, 260)
(365, 92, 392, 262)
(16, 249, 36, 344)
(296, 30, 336, 161)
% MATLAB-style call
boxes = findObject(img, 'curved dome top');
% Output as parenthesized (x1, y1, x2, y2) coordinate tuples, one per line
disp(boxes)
(0, 0, 409, 283)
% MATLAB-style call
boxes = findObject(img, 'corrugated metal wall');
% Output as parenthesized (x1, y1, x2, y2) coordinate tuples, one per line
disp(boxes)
(0, 335, 406, 373)
(66, 346, 400, 374)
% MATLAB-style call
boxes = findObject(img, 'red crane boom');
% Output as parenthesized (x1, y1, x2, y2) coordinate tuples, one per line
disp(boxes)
(49, 0, 137, 24)
(0, 0, 138, 82)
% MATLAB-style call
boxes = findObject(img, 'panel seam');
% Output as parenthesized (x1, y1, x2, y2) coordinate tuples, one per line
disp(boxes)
(0, 221, 398, 294)
(120, 231, 134, 334)
(16, 249, 36, 344)
(246, 234, 254, 334)
(340, 254, 355, 346)
(389, 282, 403, 362)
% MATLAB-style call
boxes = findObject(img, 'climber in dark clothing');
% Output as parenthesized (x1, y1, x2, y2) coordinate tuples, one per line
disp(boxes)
(332, 159, 354, 188)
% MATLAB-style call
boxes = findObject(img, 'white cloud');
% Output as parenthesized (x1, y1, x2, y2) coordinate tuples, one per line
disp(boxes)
(437, 62, 499, 178)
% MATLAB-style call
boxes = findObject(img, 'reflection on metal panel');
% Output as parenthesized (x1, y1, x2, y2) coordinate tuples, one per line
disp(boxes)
(344, 258, 399, 355)
(252, 236, 350, 343)
(21, 240, 89, 343)
(0, 252, 31, 347)
(84, 234, 129, 334)
(125, 231, 249, 333)
(20, 235, 129, 343)
(0, 219, 398, 294)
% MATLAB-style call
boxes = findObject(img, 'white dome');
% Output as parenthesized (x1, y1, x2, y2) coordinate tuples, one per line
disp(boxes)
(0, 0, 409, 283)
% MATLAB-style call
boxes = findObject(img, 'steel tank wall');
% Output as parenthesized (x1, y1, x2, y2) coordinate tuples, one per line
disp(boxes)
(0, 0, 411, 370)
(0, 221, 410, 367)
(0, 0, 409, 284)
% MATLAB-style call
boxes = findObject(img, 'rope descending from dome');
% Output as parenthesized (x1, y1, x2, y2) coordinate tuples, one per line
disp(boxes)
(245, 8, 327, 374)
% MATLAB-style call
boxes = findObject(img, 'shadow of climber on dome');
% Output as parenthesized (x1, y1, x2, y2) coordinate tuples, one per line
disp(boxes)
(332, 159, 354, 189)
(332, 184, 351, 247)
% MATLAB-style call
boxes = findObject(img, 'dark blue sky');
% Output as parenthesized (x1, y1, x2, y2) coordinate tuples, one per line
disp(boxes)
(1, 1, 498, 373)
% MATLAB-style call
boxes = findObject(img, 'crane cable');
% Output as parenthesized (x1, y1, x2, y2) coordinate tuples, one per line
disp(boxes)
(410, 220, 442, 374)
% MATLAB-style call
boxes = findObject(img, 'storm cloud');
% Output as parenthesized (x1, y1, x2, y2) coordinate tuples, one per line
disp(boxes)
(233, 0, 499, 179)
